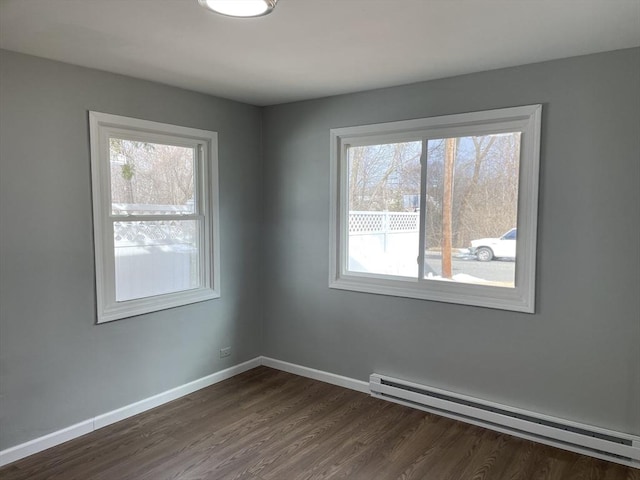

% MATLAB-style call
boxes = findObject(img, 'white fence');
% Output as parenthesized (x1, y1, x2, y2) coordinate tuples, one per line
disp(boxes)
(112, 209, 421, 298)
(348, 211, 419, 277)
(349, 211, 419, 235)
(112, 204, 198, 301)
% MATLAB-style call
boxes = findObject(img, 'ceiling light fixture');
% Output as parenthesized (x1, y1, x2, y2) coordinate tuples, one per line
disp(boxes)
(198, 0, 278, 18)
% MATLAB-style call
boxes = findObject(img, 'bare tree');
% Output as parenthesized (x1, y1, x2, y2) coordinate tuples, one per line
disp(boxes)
(110, 139, 195, 211)
(424, 133, 520, 249)
(348, 142, 421, 212)
(347, 133, 521, 268)
(454, 136, 496, 246)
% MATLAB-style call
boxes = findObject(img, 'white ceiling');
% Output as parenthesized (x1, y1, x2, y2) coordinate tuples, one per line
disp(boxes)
(1, 0, 639, 106)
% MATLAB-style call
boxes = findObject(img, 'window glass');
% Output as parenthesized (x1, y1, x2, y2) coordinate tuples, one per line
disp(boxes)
(109, 139, 195, 215)
(423, 133, 520, 288)
(347, 142, 422, 277)
(114, 220, 200, 301)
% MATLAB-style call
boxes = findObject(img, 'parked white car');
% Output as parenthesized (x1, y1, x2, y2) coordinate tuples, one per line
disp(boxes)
(469, 228, 517, 262)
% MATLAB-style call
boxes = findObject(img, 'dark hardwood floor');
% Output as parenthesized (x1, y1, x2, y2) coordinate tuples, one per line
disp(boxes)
(1, 366, 637, 480)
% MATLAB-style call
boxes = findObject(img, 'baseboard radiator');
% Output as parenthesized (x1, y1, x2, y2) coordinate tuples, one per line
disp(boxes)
(370, 374, 640, 468)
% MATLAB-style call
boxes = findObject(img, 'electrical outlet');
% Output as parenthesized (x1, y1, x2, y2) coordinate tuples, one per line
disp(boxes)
(220, 347, 231, 358)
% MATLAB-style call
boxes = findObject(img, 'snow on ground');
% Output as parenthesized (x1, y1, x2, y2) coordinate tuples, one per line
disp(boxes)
(425, 272, 487, 283)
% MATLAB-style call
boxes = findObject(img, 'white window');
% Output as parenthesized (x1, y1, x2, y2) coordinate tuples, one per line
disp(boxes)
(89, 112, 220, 323)
(329, 105, 541, 312)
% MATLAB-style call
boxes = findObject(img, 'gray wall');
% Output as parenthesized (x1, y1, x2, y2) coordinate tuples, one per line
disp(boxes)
(261, 48, 640, 435)
(1, 47, 639, 452)
(0, 50, 263, 449)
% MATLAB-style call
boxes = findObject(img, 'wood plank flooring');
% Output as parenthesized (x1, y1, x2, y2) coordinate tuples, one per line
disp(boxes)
(1, 366, 637, 480)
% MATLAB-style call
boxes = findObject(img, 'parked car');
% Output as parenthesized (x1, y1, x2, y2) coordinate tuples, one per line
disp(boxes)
(469, 228, 516, 262)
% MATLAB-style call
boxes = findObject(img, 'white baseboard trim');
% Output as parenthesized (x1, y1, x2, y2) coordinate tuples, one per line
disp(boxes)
(0, 357, 261, 467)
(260, 356, 369, 394)
(6, 356, 633, 470)
(0, 357, 369, 467)
(93, 357, 261, 429)
(0, 420, 94, 468)
(0, 356, 367, 468)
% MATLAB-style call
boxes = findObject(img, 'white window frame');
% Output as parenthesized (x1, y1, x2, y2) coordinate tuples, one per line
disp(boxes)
(89, 112, 220, 323)
(329, 105, 541, 313)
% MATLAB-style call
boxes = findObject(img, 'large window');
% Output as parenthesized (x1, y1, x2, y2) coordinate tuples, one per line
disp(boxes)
(329, 105, 541, 312)
(89, 112, 220, 323)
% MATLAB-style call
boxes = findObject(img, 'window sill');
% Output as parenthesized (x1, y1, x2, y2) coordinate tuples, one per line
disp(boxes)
(97, 287, 220, 324)
(329, 274, 534, 313)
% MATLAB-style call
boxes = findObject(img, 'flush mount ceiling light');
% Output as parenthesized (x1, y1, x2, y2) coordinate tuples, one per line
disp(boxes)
(198, 0, 278, 18)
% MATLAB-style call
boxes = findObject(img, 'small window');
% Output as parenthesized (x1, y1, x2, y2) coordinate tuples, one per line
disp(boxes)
(89, 112, 220, 323)
(329, 105, 541, 312)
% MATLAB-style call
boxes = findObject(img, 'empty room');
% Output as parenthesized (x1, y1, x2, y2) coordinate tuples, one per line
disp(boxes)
(0, 0, 639, 478)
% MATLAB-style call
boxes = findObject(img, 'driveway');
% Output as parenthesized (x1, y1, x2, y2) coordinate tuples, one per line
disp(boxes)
(424, 251, 515, 284)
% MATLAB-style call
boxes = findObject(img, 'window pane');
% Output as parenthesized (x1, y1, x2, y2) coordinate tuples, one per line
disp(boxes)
(423, 133, 520, 287)
(114, 220, 200, 301)
(347, 142, 422, 277)
(109, 138, 195, 215)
